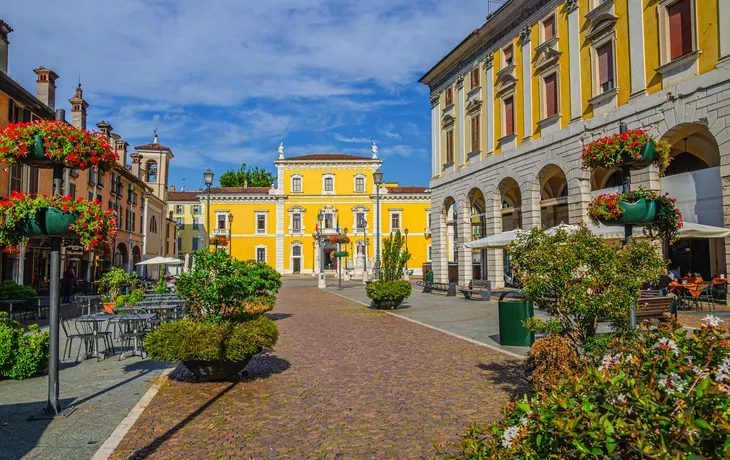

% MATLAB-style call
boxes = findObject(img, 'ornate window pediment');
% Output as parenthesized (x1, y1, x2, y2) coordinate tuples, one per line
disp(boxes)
(585, 0, 618, 41)
(465, 98, 482, 115)
(441, 114, 455, 129)
(533, 36, 562, 72)
(495, 73, 518, 95)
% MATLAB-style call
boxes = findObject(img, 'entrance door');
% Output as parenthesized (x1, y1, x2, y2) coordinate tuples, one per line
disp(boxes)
(670, 238, 711, 279)
(292, 246, 302, 273)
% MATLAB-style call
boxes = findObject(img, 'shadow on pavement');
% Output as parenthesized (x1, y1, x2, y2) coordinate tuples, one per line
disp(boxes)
(0, 398, 74, 460)
(265, 312, 293, 321)
(477, 360, 531, 399)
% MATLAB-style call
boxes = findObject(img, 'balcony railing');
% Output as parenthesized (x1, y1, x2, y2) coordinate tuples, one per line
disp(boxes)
(212, 228, 229, 236)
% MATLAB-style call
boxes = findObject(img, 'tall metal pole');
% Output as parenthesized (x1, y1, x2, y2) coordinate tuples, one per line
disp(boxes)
(363, 225, 367, 274)
(338, 236, 342, 290)
(619, 121, 637, 328)
(375, 185, 381, 280)
(206, 185, 211, 249)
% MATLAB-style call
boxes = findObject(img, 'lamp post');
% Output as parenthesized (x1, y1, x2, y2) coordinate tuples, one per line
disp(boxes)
(363, 224, 368, 275)
(312, 240, 316, 276)
(404, 228, 409, 272)
(228, 212, 234, 257)
(373, 168, 383, 280)
(338, 227, 348, 290)
(203, 168, 214, 249)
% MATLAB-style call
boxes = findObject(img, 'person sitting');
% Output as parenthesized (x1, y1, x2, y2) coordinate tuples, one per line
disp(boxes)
(668, 267, 680, 281)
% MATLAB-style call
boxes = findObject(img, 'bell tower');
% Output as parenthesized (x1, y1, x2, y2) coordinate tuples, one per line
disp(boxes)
(133, 130, 174, 201)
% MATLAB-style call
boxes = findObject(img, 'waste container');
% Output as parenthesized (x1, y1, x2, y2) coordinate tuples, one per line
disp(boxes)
(498, 291, 534, 346)
(425, 270, 434, 283)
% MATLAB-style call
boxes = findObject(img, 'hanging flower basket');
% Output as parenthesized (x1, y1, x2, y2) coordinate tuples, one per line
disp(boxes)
(0, 120, 119, 172)
(0, 192, 118, 253)
(582, 129, 673, 176)
(333, 251, 348, 258)
(588, 189, 683, 242)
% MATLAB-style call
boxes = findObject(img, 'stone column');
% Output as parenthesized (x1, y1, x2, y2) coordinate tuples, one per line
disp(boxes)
(431, 94, 441, 177)
(484, 195, 504, 288)
(521, 180, 542, 230)
(457, 75, 466, 167)
(276, 199, 285, 273)
(484, 55, 495, 154)
(566, 0, 582, 121)
(719, 0, 730, 66)
(567, 174, 591, 224)
(520, 26, 533, 140)
(456, 200, 473, 285)
(627, 0, 647, 98)
(430, 206, 449, 283)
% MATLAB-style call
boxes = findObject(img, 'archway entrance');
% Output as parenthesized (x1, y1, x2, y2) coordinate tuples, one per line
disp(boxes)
(116, 243, 129, 273)
(291, 244, 302, 274)
(539, 165, 569, 228)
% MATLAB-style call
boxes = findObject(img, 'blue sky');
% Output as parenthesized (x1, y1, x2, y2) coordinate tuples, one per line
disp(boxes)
(4, 0, 490, 190)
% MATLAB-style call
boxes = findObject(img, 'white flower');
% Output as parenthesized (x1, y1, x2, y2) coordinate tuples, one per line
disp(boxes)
(686, 355, 694, 364)
(502, 425, 521, 449)
(670, 372, 686, 394)
(715, 357, 730, 383)
(693, 366, 703, 375)
(702, 315, 725, 328)
(520, 416, 529, 426)
(599, 352, 623, 371)
(655, 337, 679, 355)
(616, 394, 627, 404)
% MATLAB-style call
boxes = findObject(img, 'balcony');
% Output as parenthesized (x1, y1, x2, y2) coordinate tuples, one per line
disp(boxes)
(212, 228, 229, 236)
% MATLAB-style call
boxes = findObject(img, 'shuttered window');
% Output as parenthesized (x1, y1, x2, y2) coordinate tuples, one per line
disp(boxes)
(471, 68, 480, 88)
(597, 43, 614, 92)
(544, 74, 558, 117)
(471, 114, 481, 152)
(503, 45, 514, 66)
(668, 0, 692, 60)
(542, 15, 556, 40)
(445, 87, 453, 106)
(504, 97, 515, 136)
(445, 130, 454, 164)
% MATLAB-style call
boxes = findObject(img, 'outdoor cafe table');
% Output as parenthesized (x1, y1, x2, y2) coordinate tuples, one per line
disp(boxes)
(75, 295, 101, 316)
(0, 299, 26, 316)
(76, 313, 156, 360)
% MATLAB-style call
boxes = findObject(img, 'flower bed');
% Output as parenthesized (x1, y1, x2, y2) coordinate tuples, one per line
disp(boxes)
(588, 189, 682, 241)
(0, 120, 119, 172)
(329, 235, 350, 244)
(582, 129, 672, 176)
(0, 192, 117, 253)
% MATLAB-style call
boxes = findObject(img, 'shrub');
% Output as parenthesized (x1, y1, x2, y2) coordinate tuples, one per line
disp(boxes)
(242, 296, 276, 315)
(99, 267, 137, 302)
(0, 280, 37, 300)
(115, 289, 145, 308)
(144, 316, 278, 362)
(156, 266, 167, 294)
(440, 319, 730, 458)
(508, 225, 665, 347)
(177, 250, 282, 321)
(365, 279, 412, 302)
(524, 334, 582, 391)
(0, 312, 49, 380)
(380, 230, 410, 283)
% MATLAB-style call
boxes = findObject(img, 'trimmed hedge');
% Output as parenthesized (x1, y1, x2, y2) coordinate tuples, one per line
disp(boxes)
(0, 312, 49, 380)
(365, 280, 412, 302)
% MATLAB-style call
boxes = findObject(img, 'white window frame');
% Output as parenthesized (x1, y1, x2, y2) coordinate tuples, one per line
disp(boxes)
(287, 206, 306, 235)
(255, 211, 268, 234)
(389, 209, 402, 233)
(174, 205, 184, 214)
(538, 10, 558, 44)
(215, 211, 228, 231)
(290, 241, 304, 273)
(352, 206, 369, 232)
(191, 205, 200, 215)
(590, 31, 618, 98)
(255, 245, 267, 263)
(501, 42, 515, 68)
(656, 0, 701, 81)
(499, 91, 517, 141)
(291, 174, 303, 193)
(354, 174, 366, 193)
(322, 173, 335, 194)
(427, 244, 432, 262)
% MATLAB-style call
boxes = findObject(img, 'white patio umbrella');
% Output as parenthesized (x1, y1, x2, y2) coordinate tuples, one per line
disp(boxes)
(135, 256, 170, 266)
(464, 229, 523, 249)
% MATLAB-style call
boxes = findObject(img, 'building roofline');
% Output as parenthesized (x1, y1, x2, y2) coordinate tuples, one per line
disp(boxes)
(0, 71, 55, 119)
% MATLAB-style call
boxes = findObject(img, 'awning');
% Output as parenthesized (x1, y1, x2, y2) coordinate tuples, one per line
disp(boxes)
(463, 222, 730, 249)
(136, 256, 183, 266)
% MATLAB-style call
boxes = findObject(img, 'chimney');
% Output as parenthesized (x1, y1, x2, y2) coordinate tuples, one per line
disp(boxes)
(69, 83, 88, 129)
(0, 19, 11, 75)
(169, 185, 175, 192)
(130, 152, 141, 178)
(34, 66, 59, 111)
(97, 120, 112, 138)
(244, 179, 248, 189)
(116, 140, 128, 167)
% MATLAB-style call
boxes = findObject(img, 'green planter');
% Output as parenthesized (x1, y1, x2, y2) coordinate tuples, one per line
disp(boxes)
(622, 139, 656, 168)
(20, 134, 61, 168)
(333, 251, 348, 258)
(599, 198, 658, 226)
(497, 299, 535, 347)
(15, 208, 80, 239)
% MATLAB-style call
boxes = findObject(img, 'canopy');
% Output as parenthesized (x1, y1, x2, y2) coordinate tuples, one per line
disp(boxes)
(463, 222, 730, 249)
(135, 256, 183, 266)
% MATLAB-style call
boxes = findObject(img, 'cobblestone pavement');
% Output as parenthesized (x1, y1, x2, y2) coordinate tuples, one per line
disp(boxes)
(111, 285, 527, 459)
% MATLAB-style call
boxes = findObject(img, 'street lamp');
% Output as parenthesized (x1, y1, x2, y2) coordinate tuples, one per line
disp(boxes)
(228, 212, 234, 256)
(373, 168, 383, 280)
(404, 228, 409, 272)
(339, 226, 348, 290)
(312, 240, 316, 275)
(203, 168, 214, 248)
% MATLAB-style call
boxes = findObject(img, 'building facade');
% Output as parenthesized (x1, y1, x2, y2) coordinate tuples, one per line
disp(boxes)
(420, 0, 730, 286)
(168, 147, 431, 275)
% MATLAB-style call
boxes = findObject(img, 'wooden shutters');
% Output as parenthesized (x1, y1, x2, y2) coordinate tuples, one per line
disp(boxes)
(445, 130, 454, 164)
(503, 45, 514, 66)
(471, 68, 480, 89)
(542, 15, 555, 40)
(445, 87, 453, 106)
(544, 74, 558, 117)
(471, 115, 480, 152)
(504, 97, 515, 136)
(597, 43, 614, 91)
(668, 0, 692, 60)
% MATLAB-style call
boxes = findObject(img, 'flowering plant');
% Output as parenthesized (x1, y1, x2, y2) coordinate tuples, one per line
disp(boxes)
(588, 188, 683, 242)
(0, 120, 119, 172)
(0, 192, 117, 253)
(582, 129, 673, 176)
(439, 320, 730, 458)
(329, 235, 350, 244)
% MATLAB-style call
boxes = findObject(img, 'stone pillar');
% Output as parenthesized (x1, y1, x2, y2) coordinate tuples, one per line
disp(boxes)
(484, 195, 504, 288)
(627, 0, 647, 98)
(457, 75, 466, 167)
(431, 94, 441, 178)
(566, 0, 582, 121)
(484, 55, 495, 154)
(719, 133, 730, 277)
(431, 206, 449, 283)
(567, 175, 591, 224)
(520, 26, 532, 140)
(521, 181, 542, 230)
(719, 0, 730, 66)
(456, 200, 473, 285)
(276, 199, 285, 272)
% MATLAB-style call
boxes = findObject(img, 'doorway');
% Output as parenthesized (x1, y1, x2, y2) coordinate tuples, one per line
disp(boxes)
(669, 239, 710, 279)
(292, 245, 302, 274)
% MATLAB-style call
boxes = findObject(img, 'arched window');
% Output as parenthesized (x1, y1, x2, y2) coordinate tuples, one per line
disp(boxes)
(150, 216, 157, 234)
(146, 160, 158, 183)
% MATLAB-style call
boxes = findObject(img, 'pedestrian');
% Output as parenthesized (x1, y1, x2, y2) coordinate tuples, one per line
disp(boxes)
(62, 266, 75, 303)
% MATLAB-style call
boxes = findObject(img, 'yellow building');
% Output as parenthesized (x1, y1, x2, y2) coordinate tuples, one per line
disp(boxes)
(168, 147, 431, 275)
(420, 0, 730, 285)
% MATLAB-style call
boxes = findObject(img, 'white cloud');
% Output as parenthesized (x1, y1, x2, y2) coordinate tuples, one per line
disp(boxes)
(381, 123, 402, 140)
(381, 144, 427, 158)
(334, 134, 371, 144)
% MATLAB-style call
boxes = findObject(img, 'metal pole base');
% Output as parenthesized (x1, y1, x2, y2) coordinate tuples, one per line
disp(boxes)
(630, 307, 637, 328)
(28, 405, 76, 421)
(318, 273, 327, 289)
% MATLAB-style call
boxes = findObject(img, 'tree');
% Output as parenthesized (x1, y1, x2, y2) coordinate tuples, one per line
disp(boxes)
(218, 164, 276, 188)
(380, 230, 411, 282)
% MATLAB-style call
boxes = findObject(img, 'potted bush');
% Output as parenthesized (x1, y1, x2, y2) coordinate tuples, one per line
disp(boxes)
(588, 188, 683, 241)
(365, 230, 412, 309)
(581, 129, 673, 176)
(113, 289, 145, 313)
(0, 120, 119, 171)
(0, 192, 118, 254)
(144, 250, 282, 381)
(99, 267, 137, 314)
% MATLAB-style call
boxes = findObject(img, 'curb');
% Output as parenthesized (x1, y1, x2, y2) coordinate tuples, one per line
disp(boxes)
(91, 364, 177, 460)
(324, 289, 525, 360)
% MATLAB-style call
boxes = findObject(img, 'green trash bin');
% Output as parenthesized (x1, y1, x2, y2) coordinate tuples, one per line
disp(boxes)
(425, 270, 434, 283)
(498, 292, 535, 346)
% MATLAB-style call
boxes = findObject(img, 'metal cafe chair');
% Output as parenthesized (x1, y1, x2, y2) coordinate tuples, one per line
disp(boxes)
(118, 314, 148, 360)
(696, 283, 714, 311)
(61, 315, 93, 362)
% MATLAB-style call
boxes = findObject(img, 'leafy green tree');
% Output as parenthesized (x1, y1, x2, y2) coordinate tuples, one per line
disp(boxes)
(219, 164, 276, 188)
(380, 230, 411, 282)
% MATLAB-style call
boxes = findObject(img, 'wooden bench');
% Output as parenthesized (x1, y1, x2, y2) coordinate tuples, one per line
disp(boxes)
(636, 296, 676, 323)
(457, 280, 492, 301)
(416, 280, 457, 297)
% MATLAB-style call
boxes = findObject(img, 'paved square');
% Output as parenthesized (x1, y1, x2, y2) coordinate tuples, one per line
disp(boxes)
(111, 284, 527, 458)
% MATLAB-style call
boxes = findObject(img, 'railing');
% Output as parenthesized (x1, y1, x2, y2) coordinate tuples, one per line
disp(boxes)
(212, 228, 229, 236)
